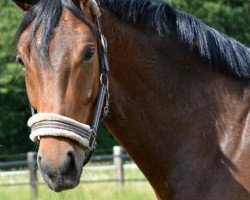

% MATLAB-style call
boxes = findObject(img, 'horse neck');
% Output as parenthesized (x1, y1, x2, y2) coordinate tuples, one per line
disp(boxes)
(100, 11, 250, 199)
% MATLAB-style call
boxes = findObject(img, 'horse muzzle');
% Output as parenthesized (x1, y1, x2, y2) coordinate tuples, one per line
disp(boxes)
(27, 113, 94, 191)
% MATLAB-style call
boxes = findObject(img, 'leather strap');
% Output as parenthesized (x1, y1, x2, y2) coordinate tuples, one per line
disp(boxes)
(82, 15, 110, 166)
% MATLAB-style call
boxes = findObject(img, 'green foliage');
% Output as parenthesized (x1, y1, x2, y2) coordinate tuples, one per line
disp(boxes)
(96, 123, 118, 154)
(0, 63, 35, 156)
(0, 1, 35, 156)
(0, 1, 23, 64)
(0, 0, 249, 157)
(172, 0, 250, 46)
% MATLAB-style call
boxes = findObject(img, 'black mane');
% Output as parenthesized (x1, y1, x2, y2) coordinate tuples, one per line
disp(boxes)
(100, 0, 250, 78)
(16, 0, 250, 77)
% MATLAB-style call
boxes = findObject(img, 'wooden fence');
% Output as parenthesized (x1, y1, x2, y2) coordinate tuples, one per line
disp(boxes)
(0, 146, 146, 200)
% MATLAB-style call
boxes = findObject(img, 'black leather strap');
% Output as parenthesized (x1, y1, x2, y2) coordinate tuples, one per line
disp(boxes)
(83, 16, 110, 166)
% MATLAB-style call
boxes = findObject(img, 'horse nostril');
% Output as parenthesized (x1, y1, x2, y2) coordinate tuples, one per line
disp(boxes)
(60, 151, 76, 176)
(38, 155, 42, 164)
(38, 155, 56, 179)
(67, 150, 75, 161)
(37, 155, 42, 171)
(37, 151, 77, 180)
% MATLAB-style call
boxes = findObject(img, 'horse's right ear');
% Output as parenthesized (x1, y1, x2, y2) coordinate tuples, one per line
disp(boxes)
(12, 0, 33, 11)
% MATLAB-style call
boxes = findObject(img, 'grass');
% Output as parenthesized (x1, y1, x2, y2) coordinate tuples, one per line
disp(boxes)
(0, 163, 156, 200)
(0, 183, 155, 200)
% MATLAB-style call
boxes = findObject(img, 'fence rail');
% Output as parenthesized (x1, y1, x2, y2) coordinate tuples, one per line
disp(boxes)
(0, 154, 130, 169)
(0, 146, 146, 200)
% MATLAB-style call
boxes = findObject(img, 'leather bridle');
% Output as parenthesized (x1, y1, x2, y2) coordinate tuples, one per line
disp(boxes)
(82, 11, 110, 165)
(28, 3, 110, 166)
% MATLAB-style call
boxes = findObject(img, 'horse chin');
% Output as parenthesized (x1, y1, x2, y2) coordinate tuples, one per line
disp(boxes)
(40, 165, 83, 192)
(46, 173, 81, 192)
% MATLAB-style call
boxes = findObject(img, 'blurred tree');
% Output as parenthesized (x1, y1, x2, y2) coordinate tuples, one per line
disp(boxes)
(0, 1, 35, 157)
(0, 0, 22, 64)
(172, 0, 250, 46)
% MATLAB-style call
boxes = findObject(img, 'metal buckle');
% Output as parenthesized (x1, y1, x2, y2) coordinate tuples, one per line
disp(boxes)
(89, 130, 97, 150)
(103, 92, 109, 116)
(100, 73, 109, 117)
(101, 35, 108, 53)
(100, 73, 109, 87)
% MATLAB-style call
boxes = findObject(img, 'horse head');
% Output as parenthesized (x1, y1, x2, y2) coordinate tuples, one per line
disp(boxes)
(14, 0, 106, 191)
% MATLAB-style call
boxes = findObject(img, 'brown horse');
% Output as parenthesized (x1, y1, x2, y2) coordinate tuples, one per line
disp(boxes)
(13, 0, 250, 199)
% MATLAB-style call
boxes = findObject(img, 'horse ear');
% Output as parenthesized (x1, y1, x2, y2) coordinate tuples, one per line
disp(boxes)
(12, 0, 33, 11)
(84, 0, 101, 17)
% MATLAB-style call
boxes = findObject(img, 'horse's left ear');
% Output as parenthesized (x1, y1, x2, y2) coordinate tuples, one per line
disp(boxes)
(81, 0, 101, 17)
(12, 0, 33, 11)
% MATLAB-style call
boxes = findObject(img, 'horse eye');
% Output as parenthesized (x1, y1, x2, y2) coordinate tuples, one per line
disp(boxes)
(16, 55, 25, 67)
(83, 46, 95, 62)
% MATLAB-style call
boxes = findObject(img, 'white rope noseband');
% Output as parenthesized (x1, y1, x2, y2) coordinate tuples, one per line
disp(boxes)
(28, 113, 93, 149)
